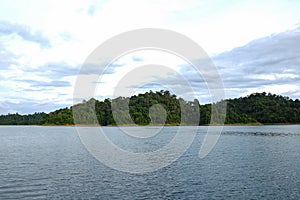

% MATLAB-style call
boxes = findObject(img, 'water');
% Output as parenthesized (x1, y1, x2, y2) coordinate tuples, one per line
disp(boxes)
(0, 125, 299, 199)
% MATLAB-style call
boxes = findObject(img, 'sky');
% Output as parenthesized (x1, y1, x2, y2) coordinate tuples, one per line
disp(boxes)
(0, 0, 300, 114)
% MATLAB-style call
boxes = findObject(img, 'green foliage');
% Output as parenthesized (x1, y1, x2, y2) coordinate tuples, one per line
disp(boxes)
(0, 112, 47, 125)
(0, 91, 299, 125)
(128, 90, 182, 125)
(225, 92, 300, 124)
(41, 107, 73, 125)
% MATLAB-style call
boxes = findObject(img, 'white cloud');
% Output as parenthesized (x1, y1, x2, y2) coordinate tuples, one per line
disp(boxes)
(92, 50, 186, 99)
(1, 0, 300, 114)
(255, 73, 299, 81)
(242, 84, 299, 97)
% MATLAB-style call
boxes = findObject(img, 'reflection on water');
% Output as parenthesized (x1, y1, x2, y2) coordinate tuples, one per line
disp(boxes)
(0, 125, 299, 199)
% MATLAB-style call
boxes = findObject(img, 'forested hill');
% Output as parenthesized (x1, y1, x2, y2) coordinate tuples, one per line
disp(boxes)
(0, 91, 299, 125)
(225, 92, 300, 124)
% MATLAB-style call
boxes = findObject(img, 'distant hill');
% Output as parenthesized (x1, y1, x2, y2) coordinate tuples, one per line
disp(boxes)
(226, 92, 300, 124)
(0, 91, 299, 125)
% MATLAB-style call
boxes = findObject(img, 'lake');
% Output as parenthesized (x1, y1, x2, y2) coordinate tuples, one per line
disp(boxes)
(0, 125, 299, 199)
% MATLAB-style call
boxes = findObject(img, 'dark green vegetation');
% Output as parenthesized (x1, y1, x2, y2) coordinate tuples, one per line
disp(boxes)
(0, 112, 47, 125)
(0, 91, 299, 125)
(226, 92, 300, 124)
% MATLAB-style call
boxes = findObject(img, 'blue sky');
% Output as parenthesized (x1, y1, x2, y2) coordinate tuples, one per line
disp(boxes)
(0, 0, 300, 114)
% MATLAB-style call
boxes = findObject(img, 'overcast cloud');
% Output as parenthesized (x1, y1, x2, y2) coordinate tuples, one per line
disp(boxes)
(213, 26, 300, 100)
(0, 0, 300, 114)
(0, 20, 51, 48)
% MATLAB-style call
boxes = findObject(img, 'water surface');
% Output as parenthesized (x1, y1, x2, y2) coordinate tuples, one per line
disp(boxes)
(0, 125, 299, 199)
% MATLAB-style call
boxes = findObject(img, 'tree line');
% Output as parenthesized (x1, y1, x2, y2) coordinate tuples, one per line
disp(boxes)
(0, 91, 299, 125)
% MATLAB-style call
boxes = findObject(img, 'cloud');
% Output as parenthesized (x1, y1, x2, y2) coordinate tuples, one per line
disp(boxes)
(212, 26, 300, 100)
(0, 60, 78, 114)
(20, 80, 71, 88)
(59, 32, 73, 41)
(1, 0, 300, 114)
(87, 5, 96, 16)
(132, 56, 143, 62)
(24, 62, 79, 79)
(130, 26, 300, 103)
(0, 20, 51, 48)
(0, 44, 19, 70)
(79, 63, 123, 75)
(0, 99, 71, 115)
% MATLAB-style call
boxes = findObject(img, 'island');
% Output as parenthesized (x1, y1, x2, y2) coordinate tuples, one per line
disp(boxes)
(0, 90, 299, 126)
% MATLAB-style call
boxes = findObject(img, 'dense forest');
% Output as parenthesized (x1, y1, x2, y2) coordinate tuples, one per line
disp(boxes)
(0, 91, 299, 125)
(0, 112, 47, 125)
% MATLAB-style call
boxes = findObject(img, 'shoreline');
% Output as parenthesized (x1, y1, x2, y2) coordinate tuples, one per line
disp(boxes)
(1, 123, 299, 127)
(40, 122, 300, 127)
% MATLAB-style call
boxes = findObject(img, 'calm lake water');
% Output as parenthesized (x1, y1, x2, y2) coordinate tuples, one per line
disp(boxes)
(0, 125, 299, 199)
